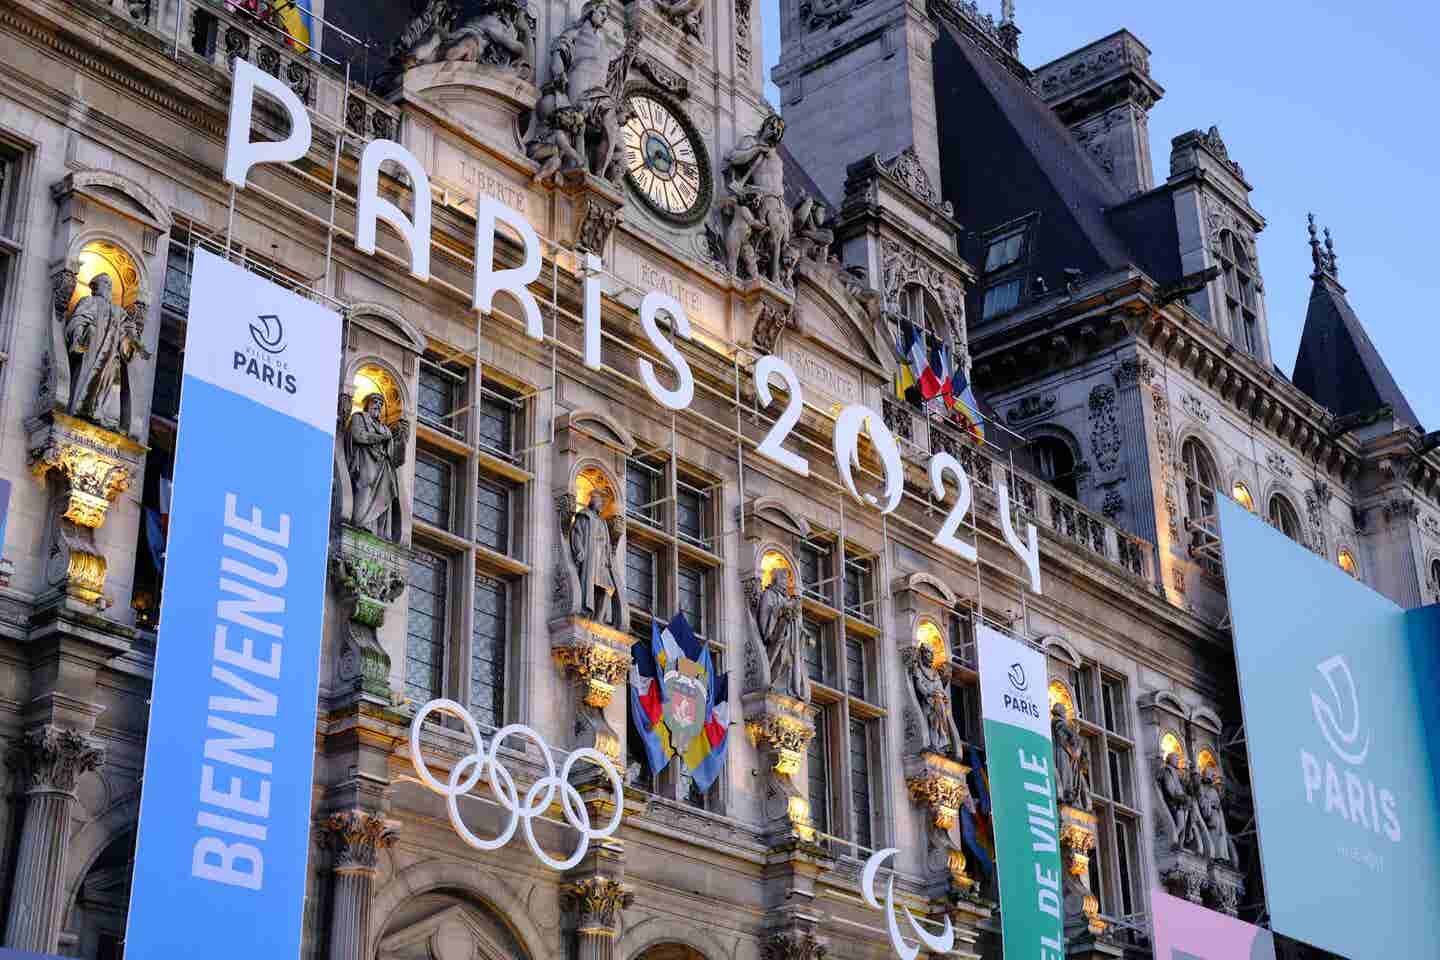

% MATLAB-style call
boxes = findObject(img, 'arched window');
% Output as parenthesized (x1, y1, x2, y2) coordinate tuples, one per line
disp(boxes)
(1268, 494, 1303, 544)
(899, 283, 944, 338)
(1338, 548, 1358, 578)
(1219, 230, 1260, 357)
(1231, 481, 1254, 512)
(1033, 436, 1078, 500)
(1180, 438, 1218, 522)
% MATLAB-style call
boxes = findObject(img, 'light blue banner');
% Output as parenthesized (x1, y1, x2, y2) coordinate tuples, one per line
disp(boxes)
(126, 251, 340, 958)
(1219, 497, 1440, 959)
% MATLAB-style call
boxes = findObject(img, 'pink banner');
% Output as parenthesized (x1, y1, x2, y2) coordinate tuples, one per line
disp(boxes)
(1151, 890, 1276, 960)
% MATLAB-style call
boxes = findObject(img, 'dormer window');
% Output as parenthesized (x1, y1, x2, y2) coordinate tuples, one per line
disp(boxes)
(984, 229, 1026, 271)
(982, 278, 1023, 319)
(1219, 230, 1260, 356)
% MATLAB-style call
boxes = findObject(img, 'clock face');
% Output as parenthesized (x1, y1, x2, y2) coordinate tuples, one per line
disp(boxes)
(622, 93, 711, 225)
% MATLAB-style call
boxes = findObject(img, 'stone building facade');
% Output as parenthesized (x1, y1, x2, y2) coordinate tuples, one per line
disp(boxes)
(0, 0, 1433, 958)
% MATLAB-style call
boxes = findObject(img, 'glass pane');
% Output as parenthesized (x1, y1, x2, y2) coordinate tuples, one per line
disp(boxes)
(1116, 817, 1139, 917)
(677, 484, 707, 546)
(798, 543, 827, 603)
(1101, 677, 1125, 735)
(982, 279, 1022, 319)
(1108, 746, 1133, 806)
(150, 337, 183, 421)
(405, 550, 448, 705)
(626, 460, 659, 525)
(845, 639, 866, 700)
(417, 365, 458, 432)
(470, 574, 508, 728)
(849, 719, 872, 849)
(478, 394, 513, 457)
(807, 716, 829, 835)
(162, 240, 193, 314)
(844, 559, 871, 621)
(677, 564, 706, 635)
(626, 545, 655, 612)
(413, 452, 452, 530)
(475, 479, 511, 553)
(802, 618, 826, 684)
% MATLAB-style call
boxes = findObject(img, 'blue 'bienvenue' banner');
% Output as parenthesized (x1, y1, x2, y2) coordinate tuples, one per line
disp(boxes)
(1218, 496, 1440, 960)
(126, 249, 340, 957)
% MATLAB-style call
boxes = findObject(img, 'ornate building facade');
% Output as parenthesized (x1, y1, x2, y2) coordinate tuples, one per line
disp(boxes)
(0, 0, 1433, 958)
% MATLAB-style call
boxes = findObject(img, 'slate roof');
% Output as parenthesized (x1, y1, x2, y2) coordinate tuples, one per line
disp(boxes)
(1292, 276, 1422, 429)
(779, 143, 833, 212)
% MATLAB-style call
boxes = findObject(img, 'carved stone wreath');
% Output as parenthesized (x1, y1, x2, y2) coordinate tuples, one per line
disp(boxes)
(621, 85, 714, 227)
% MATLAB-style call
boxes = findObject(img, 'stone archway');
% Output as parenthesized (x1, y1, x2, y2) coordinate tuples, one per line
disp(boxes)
(635, 945, 707, 960)
(375, 889, 532, 960)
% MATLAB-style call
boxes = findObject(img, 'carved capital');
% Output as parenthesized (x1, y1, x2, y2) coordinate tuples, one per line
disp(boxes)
(8, 725, 104, 795)
(28, 413, 143, 529)
(330, 525, 409, 627)
(554, 642, 630, 709)
(1113, 356, 1155, 387)
(762, 928, 828, 960)
(318, 810, 397, 874)
(563, 876, 632, 936)
(905, 753, 969, 831)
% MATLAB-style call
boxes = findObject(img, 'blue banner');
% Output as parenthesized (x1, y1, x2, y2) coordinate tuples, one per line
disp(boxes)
(126, 250, 340, 958)
(1219, 497, 1440, 960)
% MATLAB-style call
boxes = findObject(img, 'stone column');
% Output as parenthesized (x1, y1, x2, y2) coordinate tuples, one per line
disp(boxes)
(318, 810, 397, 960)
(3, 726, 104, 952)
(563, 876, 631, 960)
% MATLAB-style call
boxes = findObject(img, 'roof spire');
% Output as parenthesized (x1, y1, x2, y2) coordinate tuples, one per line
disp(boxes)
(1324, 227, 1339, 279)
(1308, 213, 1324, 274)
(1001, 0, 1015, 23)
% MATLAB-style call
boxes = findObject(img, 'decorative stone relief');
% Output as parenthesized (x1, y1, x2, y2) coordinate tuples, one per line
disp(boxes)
(331, 525, 408, 699)
(575, 195, 620, 254)
(713, 115, 802, 288)
(318, 810, 398, 872)
(652, 0, 703, 41)
(1114, 356, 1154, 388)
(393, 0, 537, 79)
(1151, 388, 1179, 542)
(1102, 489, 1124, 518)
(1304, 479, 1331, 558)
(562, 876, 632, 936)
(1265, 451, 1293, 479)
(751, 300, 795, 356)
(801, 0, 856, 31)
(526, 1, 636, 184)
(1181, 393, 1211, 423)
(733, 0, 752, 67)
(45, 270, 150, 436)
(882, 147, 954, 217)
(1072, 111, 1116, 175)
(1005, 394, 1055, 426)
(1087, 384, 1120, 472)
(557, 487, 627, 629)
(763, 926, 828, 960)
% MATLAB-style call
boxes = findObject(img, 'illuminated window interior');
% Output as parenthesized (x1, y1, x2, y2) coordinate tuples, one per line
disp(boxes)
(71, 240, 140, 312)
(1048, 679, 1075, 721)
(575, 467, 618, 517)
(1231, 481, 1254, 512)
(1160, 731, 1186, 768)
(915, 619, 945, 667)
(1338, 548, 1358, 578)
(1196, 748, 1218, 777)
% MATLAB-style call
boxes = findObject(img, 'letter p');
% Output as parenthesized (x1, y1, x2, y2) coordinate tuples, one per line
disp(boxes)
(1301, 750, 1321, 804)
(224, 59, 314, 190)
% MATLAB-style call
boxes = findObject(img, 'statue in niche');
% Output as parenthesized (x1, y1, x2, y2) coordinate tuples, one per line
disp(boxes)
(393, 0, 536, 78)
(1051, 704, 1093, 811)
(566, 486, 625, 627)
(755, 572, 808, 702)
(1154, 752, 1204, 854)
(64, 273, 149, 433)
(652, 0, 703, 41)
(528, 0, 637, 183)
(1196, 767, 1239, 863)
(719, 115, 795, 285)
(907, 644, 962, 757)
(345, 394, 409, 541)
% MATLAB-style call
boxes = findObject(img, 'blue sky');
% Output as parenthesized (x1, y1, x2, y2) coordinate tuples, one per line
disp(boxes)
(762, 0, 1440, 431)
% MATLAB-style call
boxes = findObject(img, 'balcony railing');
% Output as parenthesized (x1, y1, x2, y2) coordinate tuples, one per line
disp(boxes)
(87, 0, 397, 146)
(884, 399, 1157, 585)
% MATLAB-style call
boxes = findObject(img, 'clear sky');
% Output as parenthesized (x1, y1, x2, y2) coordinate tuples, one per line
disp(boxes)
(762, 0, 1440, 432)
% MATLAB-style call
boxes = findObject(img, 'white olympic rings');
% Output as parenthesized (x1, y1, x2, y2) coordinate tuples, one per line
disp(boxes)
(408, 698, 624, 871)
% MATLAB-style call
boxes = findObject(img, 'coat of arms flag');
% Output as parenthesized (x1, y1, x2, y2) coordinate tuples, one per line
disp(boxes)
(628, 612, 731, 790)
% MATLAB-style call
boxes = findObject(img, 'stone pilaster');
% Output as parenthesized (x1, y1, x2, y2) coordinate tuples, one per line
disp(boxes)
(318, 810, 398, 960)
(563, 876, 632, 960)
(904, 751, 974, 892)
(1058, 805, 1106, 940)
(3, 726, 104, 952)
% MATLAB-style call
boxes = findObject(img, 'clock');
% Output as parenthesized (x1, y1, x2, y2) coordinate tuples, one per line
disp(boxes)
(622, 92, 712, 225)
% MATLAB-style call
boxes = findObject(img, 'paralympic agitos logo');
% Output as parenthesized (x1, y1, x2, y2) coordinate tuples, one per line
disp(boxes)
(234, 313, 297, 394)
(1300, 655, 1400, 843)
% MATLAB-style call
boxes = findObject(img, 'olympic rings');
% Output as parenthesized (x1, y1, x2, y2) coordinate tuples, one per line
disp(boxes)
(409, 699, 625, 871)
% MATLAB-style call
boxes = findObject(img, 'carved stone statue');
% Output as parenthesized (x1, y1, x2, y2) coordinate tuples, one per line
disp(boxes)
(1155, 752, 1204, 855)
(719, 115, 795, 285)
(1051, 704, 1093, 811)
(790, 194, 833, 265)
(908, 646, 961, 757)
(806, 0, 855, 29)
(756, 573, 808, 702)
(345, 394, 408, 541)
(567, 487, 625, 627)
(652, 0, 703, 40)
(528, 0, 636, 183)
(64, 273, 149, 433)
(1197, 767, 1239, 863)
(394, 0, 536, 78)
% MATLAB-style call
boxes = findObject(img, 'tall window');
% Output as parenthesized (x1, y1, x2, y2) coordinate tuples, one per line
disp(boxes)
(807, 717, 830, 835)
(1033, 436, 1078, 500)
(984, 230, 1026, 271)
(1219, 230, 1260, 357)
(406, 361, 530, 728)
(1051, 661, 1141, 922)
(1269, 494, 1303, 545)
(1231, 481, 1254, 512)
(798, 537, 832, 605)
(622, 455, 722, 809)
(1181, 438, 1218, 523)
(844, 554, 875, 623)
(849, 718, 874, 850)
(1337, 548, 1358, 579)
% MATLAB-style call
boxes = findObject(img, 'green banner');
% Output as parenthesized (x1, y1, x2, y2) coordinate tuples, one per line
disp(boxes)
(976, 625, 1065, 959)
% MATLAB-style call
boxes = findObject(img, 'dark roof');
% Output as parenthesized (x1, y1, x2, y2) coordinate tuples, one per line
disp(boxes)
(1292, 276, 1421, 429)
(779, 143, 833, 212)
(1107, 189, 1183, 288)
(932, 21, 1136, 286)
